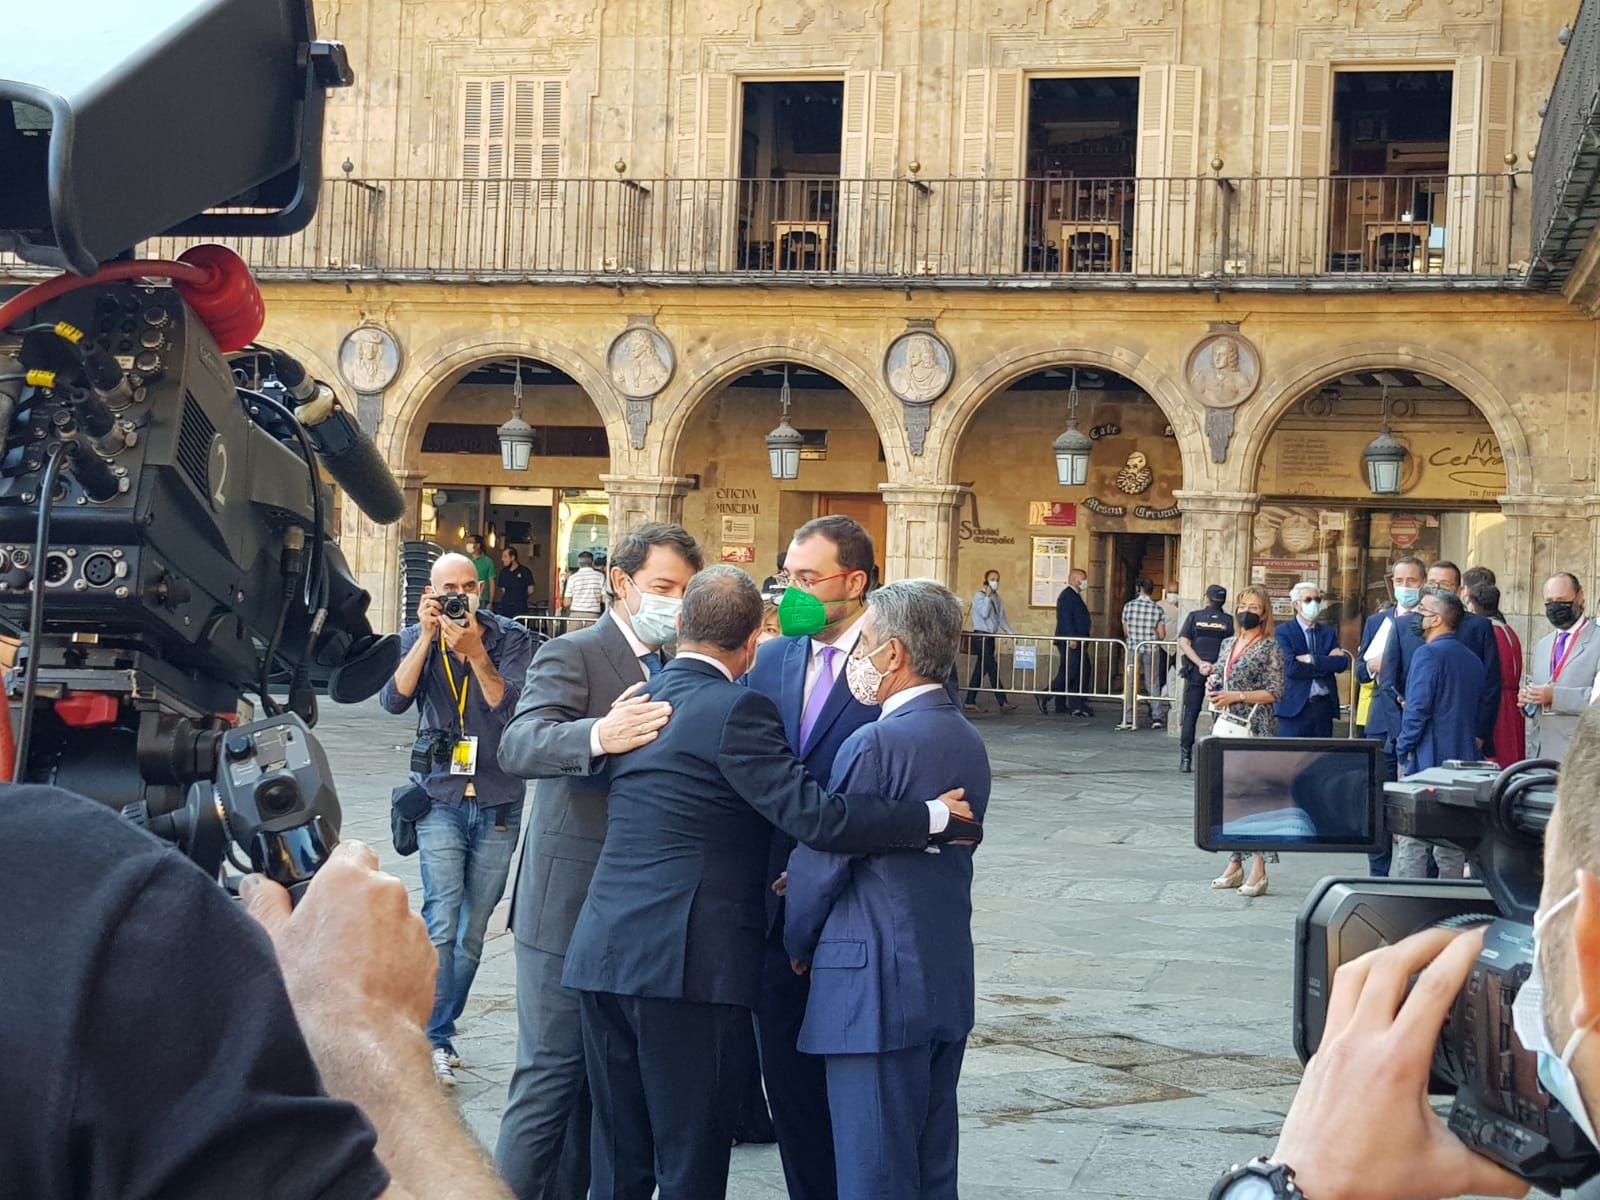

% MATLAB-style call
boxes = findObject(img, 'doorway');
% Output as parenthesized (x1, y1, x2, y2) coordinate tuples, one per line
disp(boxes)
(819, 493, 887, 583)
(1103, 532, 1178, 632)
(1024, 76, 1140, 272)
(738, 80, 845, 270)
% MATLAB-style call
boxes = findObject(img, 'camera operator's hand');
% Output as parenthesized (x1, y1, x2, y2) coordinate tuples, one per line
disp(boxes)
(241, 840, 434, 1031)
(596, 681, 673, 755)
(440, 605, 487, 663)
(417, 588, 442, 639)
(1272, 926, 1530, 1200)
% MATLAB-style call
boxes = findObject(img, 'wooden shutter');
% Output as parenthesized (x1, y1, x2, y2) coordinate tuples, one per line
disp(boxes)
(674, 75, 700, 176)
(1446, 56, 1515, 273)
(841, 71, 870, 178)
(1256, 61, 1328, 273)
(701, 74, 736, 269)
(990, 69, 1024, 180)
(511, 79, 563, 203)
(1445, 57, 1484, 272)
(702, 74, 735, 178)
(1294, 62, 1330, 273)
(1133, 66, 1169, 274)
(958, 69, 989, 176)
(1262, 61, 1296, 177)
(1165, 65, 1202, 272)
(869, 71, 902, 178)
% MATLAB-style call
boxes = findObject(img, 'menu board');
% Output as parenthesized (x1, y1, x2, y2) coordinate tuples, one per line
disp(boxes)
(1031, 536, 1074, 608)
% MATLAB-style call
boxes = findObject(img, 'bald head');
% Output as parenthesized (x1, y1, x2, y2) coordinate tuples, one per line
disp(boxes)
(432, 553, 477, 589)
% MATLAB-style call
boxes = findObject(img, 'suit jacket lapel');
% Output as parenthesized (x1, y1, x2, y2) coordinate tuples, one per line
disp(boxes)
(806, 655, 866, 751)
(595, 612, 642, 694)
(781, 636, 809, 751)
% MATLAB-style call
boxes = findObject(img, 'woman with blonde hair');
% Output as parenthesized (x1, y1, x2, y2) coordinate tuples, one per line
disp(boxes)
(1207, 584, 1287, 897)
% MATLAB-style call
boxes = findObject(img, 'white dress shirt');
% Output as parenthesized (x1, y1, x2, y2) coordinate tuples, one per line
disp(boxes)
(1364, 605, 1414, 676)
(881, 682, 943, 718)
(1297, 617, 1330, 698)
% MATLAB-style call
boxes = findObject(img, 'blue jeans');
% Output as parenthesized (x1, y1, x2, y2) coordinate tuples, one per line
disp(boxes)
(417, 799, 523, 1050)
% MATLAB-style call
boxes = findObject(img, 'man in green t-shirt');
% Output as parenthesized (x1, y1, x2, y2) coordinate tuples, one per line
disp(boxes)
(465, 534, 495, 605)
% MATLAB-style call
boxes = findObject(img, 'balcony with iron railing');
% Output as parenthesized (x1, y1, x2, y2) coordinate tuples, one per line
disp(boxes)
(0, 171, 1526, 289)
(1529, 0, 1600, 287)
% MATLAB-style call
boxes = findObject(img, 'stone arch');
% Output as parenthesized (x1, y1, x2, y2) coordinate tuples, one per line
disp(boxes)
(1240, 343, 1532, 496)
(925, 344, 1205, 486)
(383, 335, 624, 466)
(654, 338, 907, 478)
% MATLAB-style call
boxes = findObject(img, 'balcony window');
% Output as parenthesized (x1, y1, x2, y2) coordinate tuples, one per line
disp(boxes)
(1024, 76, 1139, 273)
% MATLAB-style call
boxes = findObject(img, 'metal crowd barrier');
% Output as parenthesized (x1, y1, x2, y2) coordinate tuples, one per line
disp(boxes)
(513, 614, 598, 640)
(956, 632, 1127, 706)
(961, 630, 1363, 737)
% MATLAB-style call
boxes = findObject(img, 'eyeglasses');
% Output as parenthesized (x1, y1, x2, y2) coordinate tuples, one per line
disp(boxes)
(791, 570, 850, 592)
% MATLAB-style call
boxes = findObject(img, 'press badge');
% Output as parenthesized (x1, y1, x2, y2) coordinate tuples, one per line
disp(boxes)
(450, 735, 480, 776)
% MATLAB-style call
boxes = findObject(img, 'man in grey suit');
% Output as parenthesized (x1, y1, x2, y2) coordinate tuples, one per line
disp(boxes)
(1521, 573, 1600, 764)
(494, 522, 703, 1200)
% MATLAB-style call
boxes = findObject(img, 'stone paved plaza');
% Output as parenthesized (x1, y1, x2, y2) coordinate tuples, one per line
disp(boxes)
(315, 697, 1371, 1199)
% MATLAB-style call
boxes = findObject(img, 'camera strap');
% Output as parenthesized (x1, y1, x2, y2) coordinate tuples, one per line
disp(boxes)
(438, 632, 470, 738)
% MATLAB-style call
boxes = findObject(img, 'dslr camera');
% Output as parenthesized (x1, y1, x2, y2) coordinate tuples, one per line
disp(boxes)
(439, 592, 474, 627)
(1194, 738, 1593, 1194)
(410, 730, 454, 777)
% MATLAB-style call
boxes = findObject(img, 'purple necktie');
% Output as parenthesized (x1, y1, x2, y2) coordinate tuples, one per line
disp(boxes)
(799, 645, 839, 750)
(1554, 630, 1572, 675)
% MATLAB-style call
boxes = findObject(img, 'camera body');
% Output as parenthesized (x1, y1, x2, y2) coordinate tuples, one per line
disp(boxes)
(411, 730, 454, 777)
(440, 592, 473, 626)
(1194, 742, 1593, 1193)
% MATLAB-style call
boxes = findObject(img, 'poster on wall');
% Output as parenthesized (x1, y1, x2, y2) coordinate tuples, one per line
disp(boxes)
(1028, 501, 1078, 527)
(1031, 536, 1073, 609)
(1251, 557, 1321, 616)
(720, 545, 756, 565)
(721, 515, 756, 544)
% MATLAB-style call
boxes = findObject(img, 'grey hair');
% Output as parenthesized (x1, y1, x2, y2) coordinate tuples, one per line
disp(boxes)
(865, 579, 964, 682)
(679, 565, 763, 651)
(1289, 580, 1320, 603)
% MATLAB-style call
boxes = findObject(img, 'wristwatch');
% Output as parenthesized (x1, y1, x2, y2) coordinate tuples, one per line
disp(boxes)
(1209, 1158, 1306, 1199)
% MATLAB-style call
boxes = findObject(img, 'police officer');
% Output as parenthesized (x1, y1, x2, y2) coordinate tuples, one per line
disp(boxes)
(1176, 584, 1235, 773)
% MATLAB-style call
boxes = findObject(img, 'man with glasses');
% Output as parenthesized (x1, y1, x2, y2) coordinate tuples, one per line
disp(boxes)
(1275, 580, 1349, 739)
(1391, 588, 1484, 879)
(380, 551, 533, 1085)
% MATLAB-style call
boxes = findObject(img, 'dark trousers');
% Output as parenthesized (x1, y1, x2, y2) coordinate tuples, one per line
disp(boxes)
(964, 634, 1008, 705)
(1180, 673, 1209, 751)
(1277, 692, 1336, 739)
(579, 990, 745, 1200)
(756, 947, 838, 1200)
(1049, 643, 1092, 713)
(1368, 746, 1398, 877)
(496, 942, 593, 1200)
(825, 1039, 966, 1200)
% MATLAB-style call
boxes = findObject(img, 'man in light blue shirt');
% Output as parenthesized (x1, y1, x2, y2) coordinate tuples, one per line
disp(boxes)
(964, 569, 1015, 713)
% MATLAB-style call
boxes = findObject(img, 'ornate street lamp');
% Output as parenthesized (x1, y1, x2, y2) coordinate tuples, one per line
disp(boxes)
(765, 364, 803, 481)
(497, 358, 535, 472)
(1052, 367, 1093, 487)
(1363, 382, 1409, 496)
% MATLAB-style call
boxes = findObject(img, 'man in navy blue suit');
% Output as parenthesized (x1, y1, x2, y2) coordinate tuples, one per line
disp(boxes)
(785, 579, 991, 1200)
(1393, 589, 1485, 878)
(564, 566, 980, 1200)
(1425, 560, 1501, 755)
(1274, 580, 1349, 738)
(1046, 568, 1093, 715)
(744, 514, 879, 1200)
(1357, 555, 1428, 876)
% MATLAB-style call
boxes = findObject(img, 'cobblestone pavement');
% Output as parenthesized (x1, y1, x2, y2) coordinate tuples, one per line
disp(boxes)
(314, 696, 1371, 1199)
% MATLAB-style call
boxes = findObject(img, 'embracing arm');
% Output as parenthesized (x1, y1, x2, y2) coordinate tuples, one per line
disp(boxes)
(496, 637, 600, 779)
(783, 739, 876, 965)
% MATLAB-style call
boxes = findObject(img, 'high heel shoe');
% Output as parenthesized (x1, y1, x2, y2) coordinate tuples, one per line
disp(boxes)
(1239, 876, 1269, 898)
(1210, 867, 1244, 890)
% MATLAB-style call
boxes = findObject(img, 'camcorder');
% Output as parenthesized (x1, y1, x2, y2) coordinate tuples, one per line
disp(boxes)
(0, 1, 404, 897)
(1194, 737, 1593, 1194)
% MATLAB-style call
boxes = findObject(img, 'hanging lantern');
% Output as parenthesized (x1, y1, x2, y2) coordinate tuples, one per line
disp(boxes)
(1363, 383, 1409, 496)
(1052, 367, 1092, 487)
(765, 364, 803, 481)
(497, 358, 535, 471)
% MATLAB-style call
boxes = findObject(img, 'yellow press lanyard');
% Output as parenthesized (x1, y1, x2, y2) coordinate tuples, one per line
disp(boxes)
(439, 632, 470, 734)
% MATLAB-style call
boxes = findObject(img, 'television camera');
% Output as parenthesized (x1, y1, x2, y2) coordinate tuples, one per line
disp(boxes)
(1194, 737, 1592, 1193)
(0, 1, 403, 898)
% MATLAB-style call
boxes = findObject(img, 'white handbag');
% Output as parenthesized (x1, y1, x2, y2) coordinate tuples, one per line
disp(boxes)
(1210, 705, 1260, 739)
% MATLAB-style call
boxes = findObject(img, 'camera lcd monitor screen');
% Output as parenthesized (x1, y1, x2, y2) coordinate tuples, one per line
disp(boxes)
(1194, 738, 1384, 854)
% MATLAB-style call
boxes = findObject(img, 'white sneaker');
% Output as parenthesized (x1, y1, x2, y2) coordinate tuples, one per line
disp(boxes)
(431, 1046, 457, 1087)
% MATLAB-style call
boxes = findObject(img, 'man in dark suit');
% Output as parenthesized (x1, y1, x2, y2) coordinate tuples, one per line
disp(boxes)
(495, 523, 702, 1200)
(785, 579, 991, 1200)
(1426, 560, 1501, 755)
(744, 515, 878, 1200)
(1357, 554, 1428, 877)
(563, 567, 979, 1200)
(1046, 568, 1093, 716)
(1274, 580, 1350, 738)
(1393, 589, 1485, 878)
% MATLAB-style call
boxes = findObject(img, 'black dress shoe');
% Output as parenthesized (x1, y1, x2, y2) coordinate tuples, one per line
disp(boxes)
(1035, 697, 1049, 714)
(1179, 748, 1193, 773)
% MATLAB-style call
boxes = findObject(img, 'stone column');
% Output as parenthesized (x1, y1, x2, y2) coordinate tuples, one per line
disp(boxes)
(393, 469, 428, 544)
(601, 473, 699, 531)
(341, 511, 405, 635)
(1174, 490, 1260, 605)
(880, 484, 969, 586)
(1500, 494, 1596, 652)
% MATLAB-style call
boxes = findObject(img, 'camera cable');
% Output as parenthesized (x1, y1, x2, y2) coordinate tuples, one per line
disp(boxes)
(12, 446, 67, 782)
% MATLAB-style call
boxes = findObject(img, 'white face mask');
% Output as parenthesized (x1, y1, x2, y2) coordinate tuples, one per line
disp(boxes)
(1301, 599, 1322, 620)
(1165, 592, 1179, 604)
(623, 576, 682, 648)
(1512, 888, 1600, 1147)
(986, 578, 999, 591)
(844, 640, 894, 707)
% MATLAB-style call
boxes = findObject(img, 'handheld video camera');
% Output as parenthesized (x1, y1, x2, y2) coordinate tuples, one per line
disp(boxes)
(1194, 738, 1591, 1193)
(0, 1, 400, 894)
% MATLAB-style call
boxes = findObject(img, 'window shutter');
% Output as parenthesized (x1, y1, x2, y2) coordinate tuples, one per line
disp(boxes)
(1256, 62, 1327, 273)
(1262, 61, 1296, 177)
(1133, 65, 1169, 273)
(702, 74, 735, 179)
(958, 69, 989, 176)
(1135, 65, 1169, 178)
(869, 71, 901, 178)
(990, 69, 1023, 180)
(461, 79, 485, 181)
(674, 75, 700, 176)
(841, 71, 870, 178)
(1446, 56, 1514, 273)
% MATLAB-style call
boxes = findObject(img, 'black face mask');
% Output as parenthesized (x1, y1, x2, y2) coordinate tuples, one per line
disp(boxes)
(1547, 601, 1580, 630)
(1410, 614, 1427, 639)
(1237, 611, 1262, 631)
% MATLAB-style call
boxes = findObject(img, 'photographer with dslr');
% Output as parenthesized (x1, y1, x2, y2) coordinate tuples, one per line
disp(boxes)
(1208, 705, 1600, 1200)
(382, 552, 532, 1086)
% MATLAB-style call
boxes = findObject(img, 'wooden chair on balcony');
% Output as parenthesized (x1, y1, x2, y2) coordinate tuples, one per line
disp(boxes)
(1063, 228, 1117, 272)
(1374, 231, 1422, 272)
(774, 221, 830, 270)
